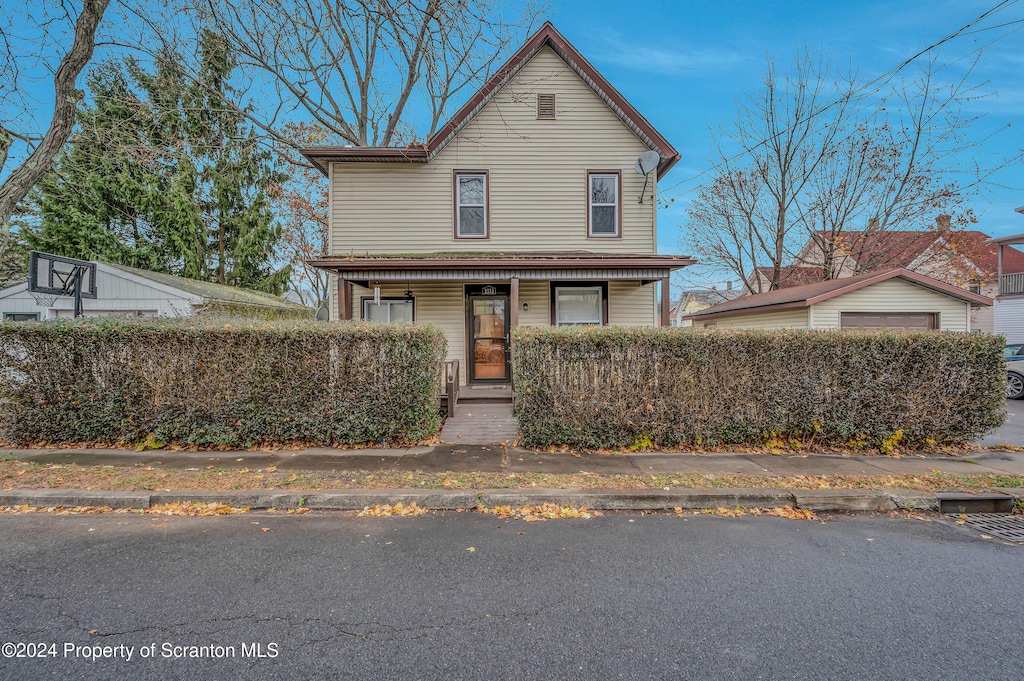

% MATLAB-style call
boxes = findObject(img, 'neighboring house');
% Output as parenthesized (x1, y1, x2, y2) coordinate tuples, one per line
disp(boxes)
(752, 225, 1024, 333)
(302, 22, 694, 386)
(685, 268, 991, 331)
(987, 223, 1024, 343)
(669, 285, 741, 327)
(0, 261, 311, 321)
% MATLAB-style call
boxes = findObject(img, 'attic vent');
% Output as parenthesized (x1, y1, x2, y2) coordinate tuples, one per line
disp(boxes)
(537, 93, 556, 119)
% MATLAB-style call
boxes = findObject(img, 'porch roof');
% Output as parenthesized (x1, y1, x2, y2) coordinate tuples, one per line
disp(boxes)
(306, 251, 694, 282)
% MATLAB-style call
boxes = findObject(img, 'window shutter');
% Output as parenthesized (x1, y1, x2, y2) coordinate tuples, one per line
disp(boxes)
(537, 93, 555, 119)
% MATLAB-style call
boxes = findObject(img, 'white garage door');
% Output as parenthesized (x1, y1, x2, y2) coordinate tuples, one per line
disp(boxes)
(840, 312, 937, 330)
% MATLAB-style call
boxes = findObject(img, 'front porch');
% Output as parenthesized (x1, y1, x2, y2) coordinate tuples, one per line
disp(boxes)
(308, 251, 694, 388)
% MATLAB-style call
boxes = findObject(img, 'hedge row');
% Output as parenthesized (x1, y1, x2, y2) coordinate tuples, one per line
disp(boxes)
(512, 327, 1005, 450)
(0, 318, 447, 446)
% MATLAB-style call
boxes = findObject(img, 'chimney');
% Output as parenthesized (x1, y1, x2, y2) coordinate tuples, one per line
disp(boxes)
(726, 281, 733, 291)
(936, 214, 951, 231)
(867, 216, 879, 231)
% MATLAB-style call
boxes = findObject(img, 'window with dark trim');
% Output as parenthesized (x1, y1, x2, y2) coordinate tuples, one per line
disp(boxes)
(587, 171, 620, 237)
(537, 93, 556, 119)
(454, 171, 488, 238)
(3, 312, 39, 322)
(362, 297, 414, 323)
(550, 282, 608, 326)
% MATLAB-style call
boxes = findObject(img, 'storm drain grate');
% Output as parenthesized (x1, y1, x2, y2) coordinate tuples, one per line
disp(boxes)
(947, 513, 1024, 543)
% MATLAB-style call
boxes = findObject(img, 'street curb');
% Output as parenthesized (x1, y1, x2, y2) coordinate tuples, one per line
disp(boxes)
(6, 487, 1020, 513)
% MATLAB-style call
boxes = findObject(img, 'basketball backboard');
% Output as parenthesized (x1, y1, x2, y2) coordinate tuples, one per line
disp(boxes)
(28, 251, 97, 299)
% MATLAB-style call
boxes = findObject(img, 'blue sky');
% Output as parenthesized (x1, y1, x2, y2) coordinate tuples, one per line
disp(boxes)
(4, 0, 1021, 278)
(545, 0, 1024, 261)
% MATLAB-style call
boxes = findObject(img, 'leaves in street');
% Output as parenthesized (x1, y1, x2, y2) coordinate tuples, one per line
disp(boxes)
(479, 504, 603, 521)
(357, 502, 428, 517)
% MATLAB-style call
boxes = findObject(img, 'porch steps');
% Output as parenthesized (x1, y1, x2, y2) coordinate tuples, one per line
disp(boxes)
(458, 385, 512, 404)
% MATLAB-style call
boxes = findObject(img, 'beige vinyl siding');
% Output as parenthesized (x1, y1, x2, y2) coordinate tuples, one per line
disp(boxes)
(694, 308, 809, 330)
(810, 279, 969, 331)
(330, 47, 656, 255)
(607, 281, 657, 326)
(517, 281, 550, 326)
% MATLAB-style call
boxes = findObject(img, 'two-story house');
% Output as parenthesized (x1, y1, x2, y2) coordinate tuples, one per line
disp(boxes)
(301, 23, 693, 385)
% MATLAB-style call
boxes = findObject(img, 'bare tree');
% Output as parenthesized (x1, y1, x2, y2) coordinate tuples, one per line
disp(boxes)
(0, 0, 110, 229)
(686, 51, 853, 293)
(685, 50, 996, 292)
(125, 0, 544, 151)
(268, 123, 333, 308)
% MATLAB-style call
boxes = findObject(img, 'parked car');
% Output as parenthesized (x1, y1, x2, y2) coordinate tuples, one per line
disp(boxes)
(1006, 344, 1024, 399)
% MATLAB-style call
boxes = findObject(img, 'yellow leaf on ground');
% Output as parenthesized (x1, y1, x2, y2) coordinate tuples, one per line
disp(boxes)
(357, 502, 429, 517)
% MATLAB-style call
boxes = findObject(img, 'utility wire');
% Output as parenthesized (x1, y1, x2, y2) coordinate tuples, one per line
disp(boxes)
(656, 0, 1021, 203)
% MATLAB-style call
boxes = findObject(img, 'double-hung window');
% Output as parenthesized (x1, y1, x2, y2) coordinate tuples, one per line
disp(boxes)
(554, 286, 604, 325)
(455, 171, 488, 238)
(363, 298, 413, 323)
(588, 171, 620, 237)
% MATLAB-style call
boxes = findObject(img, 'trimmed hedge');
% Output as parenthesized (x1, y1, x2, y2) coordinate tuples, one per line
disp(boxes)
(0, 318, 446, 446)
(512, 326, 1006, 450)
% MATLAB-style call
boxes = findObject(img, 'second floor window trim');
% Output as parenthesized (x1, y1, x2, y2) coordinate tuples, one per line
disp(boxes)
(588, 170, 621, 238)
(454, 170, 489, 239)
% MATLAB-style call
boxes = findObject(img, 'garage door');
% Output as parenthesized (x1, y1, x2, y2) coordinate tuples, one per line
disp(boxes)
(840, 312, 937, 330)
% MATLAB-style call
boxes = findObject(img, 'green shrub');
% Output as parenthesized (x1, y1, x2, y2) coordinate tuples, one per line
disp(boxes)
(0, 317, 446, 446)
(512, 326, 1005, 450)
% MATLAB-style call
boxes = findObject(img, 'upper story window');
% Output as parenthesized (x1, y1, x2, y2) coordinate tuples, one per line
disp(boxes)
(537, 93, 556, 119)
(455, 171, 488, 238)
(588, 171, 620, 237)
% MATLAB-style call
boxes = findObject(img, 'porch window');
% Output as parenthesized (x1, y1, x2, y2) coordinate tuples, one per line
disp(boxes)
(363, 298, 414, 323)
(588, 171, 620, 237)
(554, 286, 603, 325)
(455, 171, 488, 238)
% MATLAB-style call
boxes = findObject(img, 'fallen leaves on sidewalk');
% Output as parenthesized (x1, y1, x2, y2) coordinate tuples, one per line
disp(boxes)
(146, 502, 250, 516)
(357, 502, 428, 517)
(479, 503, 603, 521)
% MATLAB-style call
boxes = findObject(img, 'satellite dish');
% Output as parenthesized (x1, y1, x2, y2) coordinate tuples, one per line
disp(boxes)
(315, 306, 330, 321)
(635, 150, 661, 175)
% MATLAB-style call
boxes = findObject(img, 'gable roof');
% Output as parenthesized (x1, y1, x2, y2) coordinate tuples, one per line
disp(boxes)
(105, 263, 309, 312)
(301, 22, 679, 177)
(802, 229, 1024, 278)
(685, 268, 992, 321)
(752, 265, 824, 289)
(944, 230, 1024, 276)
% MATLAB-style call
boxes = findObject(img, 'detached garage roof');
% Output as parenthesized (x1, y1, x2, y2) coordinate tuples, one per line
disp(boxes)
(685, 268, 992, 322)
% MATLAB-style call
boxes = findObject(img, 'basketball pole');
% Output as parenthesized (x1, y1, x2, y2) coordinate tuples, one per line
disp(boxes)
(72, 267, 84, 319)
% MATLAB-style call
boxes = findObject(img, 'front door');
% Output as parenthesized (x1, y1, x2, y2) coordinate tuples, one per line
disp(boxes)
(468, 288, 510, 383)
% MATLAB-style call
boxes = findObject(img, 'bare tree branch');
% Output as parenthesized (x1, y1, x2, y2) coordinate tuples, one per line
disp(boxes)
(0, 0, 110, 228)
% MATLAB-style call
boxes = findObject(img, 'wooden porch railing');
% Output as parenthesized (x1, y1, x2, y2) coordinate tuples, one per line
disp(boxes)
(1001, 272, 1024, 296)
(440, 359, 460, 415)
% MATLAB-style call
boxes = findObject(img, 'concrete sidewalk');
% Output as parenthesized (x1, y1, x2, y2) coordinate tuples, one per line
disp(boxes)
(4, 445, 1023, 513)
(10, 444, 1024, 477)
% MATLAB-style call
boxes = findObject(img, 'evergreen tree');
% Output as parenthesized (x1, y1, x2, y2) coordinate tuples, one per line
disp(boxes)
(27, 31, 290, 294)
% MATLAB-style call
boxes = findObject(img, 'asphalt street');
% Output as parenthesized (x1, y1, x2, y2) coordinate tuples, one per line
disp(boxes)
(1, 511, 1021, 681)
(975, 397, 1024, 447)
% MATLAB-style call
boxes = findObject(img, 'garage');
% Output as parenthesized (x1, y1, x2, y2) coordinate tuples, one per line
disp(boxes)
(839, 312, 937, 330)
(684, 268, 991, 331)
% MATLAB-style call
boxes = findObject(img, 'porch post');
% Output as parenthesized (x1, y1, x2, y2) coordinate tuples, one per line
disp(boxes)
(660, 275, 671, 327)
(338, 276, 352, 321)
(998, 245, 1004, 296)
(509, 277, 519, 328)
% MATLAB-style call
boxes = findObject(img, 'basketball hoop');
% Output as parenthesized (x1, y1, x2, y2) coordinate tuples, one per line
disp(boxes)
(29, 290, 59, 308)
